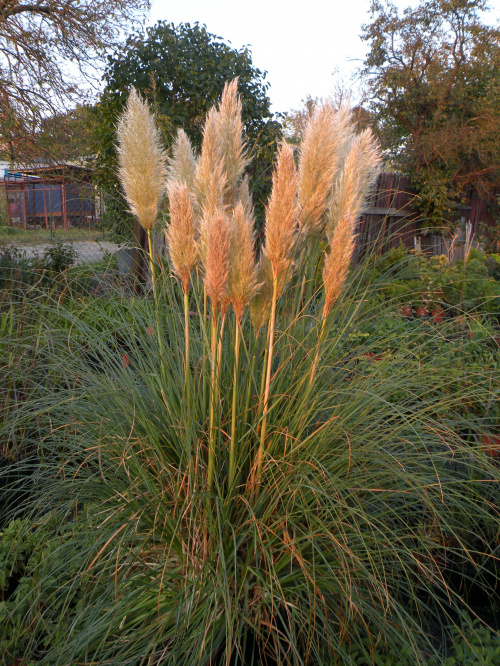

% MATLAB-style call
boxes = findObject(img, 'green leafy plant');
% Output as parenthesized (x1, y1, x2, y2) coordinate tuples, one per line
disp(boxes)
(40, 241, 77, 273)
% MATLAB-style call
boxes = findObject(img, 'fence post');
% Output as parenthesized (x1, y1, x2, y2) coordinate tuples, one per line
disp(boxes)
(131, 219, 147, 294)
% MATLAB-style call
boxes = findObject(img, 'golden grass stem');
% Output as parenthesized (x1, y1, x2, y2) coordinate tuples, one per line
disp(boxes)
(203, 286, 209, 417)
(254, 273, 278, 495)
(229, 317, 241, 488)
(208, 309, 218, 491)
(217, 310, 227, 389)
(184, 290, 191, 416)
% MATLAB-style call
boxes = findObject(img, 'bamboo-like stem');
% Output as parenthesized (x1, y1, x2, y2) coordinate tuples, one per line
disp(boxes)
(183, 290, 191, 414)
(203, 286, 209, 418)
(243, 332, 258, 426)
(258, 331, 269, 417)
(254, 274, 278, 493)
(217, 310, 227, 388)
(207, 309, 218, 491)
(229, 317, 241, 488)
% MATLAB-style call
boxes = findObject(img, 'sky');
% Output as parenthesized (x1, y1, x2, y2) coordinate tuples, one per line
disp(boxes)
(148, 0, 500, 115)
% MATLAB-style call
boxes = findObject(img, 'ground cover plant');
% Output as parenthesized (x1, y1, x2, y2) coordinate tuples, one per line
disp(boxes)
(1, 82, 500, 665)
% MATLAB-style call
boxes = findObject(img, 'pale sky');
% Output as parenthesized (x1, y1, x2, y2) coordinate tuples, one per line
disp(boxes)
(149, 0, 500, 115)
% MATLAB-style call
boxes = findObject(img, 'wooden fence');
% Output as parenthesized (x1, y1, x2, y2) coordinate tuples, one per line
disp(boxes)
(355, 172, 500, 258)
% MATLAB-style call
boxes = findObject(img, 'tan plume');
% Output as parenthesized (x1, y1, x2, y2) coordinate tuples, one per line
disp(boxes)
(195, 107, 227, 219)
(195, 79, 248, 218)
(249, 253, 274, 334)
(297, 102, 353, 239)
(116, 87, 167, 231)
(166, 182, 199, 295)
(203, 210, 231, 314)
(263, 141, 297, 294)
(228, 202, 260, 321)
(168, 129, 196, 193)
(322, 129, 382, 318)
(236, 175, 254, 221)
(217, 78, 249, 206)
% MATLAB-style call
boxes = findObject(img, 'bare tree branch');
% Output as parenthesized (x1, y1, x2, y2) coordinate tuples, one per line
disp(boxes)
(0, 0, 150, 160)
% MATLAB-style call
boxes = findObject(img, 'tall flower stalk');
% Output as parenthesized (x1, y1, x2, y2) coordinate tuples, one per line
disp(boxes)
(253, 141, 297, 493)
(116, 87, 167, 351)
(165, 181, 198, 410)
(308, 128, 382, 385)
(203, 211, 231, 490)
(227, 201, 259, 487)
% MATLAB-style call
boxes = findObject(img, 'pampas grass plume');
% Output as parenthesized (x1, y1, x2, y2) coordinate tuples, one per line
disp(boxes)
(228, 201, 260, 321)
(217, 78, 249, 206)
(195, 107, 227, 219)
(166, 182, 198, 295)
(263, 141, 297, 290)
(250, 253, 274, 333)
(297, 102, 352, 239)
(117, 87, 167, 231)
(168, 129, 196, 193)
(204, 211, 231, 314)
(322, 128, 382, 318)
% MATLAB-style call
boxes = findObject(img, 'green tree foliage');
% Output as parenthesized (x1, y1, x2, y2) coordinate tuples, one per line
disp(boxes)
(361, 0, 500, 222)
(95, 22, 282, 232)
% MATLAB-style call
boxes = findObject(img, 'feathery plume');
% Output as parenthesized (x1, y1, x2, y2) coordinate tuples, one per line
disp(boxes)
(165, 182, 198, 295)
(195, 107, 227, 219)
(228, 202, 260, 321)
(217, 78, 249, 206)
(297, 102, 353, 239)
(326, 128, 381, 240)
(236, 175, 254, 221)
(263, 141, 297, 294)
(168, 129, 196, 193)
(203, 211, 231, 314)
(249, 253, 274, 333)
(116, 87, 167, 231)
(195, 79, 248, 217)
(322, 129, 382, 318)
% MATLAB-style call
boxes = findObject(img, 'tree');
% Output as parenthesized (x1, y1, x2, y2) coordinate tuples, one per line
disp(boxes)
(0, 0, 150, 161)
(95, 22, 282, 232)
(283, 95, 374, 144)
(283, 96, 319, 143)
(361, 0, 500, 222)
(36, 105, 100, 163)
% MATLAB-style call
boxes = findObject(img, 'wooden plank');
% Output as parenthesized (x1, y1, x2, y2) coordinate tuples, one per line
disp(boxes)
(361, 207, 411, 217)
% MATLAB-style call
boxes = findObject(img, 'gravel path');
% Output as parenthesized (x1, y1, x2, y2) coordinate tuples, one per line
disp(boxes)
(6, 241, 128, 265)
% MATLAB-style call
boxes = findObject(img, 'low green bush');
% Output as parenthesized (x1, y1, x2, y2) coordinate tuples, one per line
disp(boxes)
(363, 245, 500, 318)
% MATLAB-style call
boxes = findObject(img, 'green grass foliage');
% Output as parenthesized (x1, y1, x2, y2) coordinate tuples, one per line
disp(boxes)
(1, 250, 500, 664)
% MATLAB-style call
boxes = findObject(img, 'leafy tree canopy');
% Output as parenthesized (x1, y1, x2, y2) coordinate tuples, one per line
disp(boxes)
(361, 0, 500, 222)
(95, 21, 282, 230)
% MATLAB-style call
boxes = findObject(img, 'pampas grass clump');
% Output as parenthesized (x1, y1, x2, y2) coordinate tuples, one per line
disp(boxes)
(3, 82, 500, 666)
